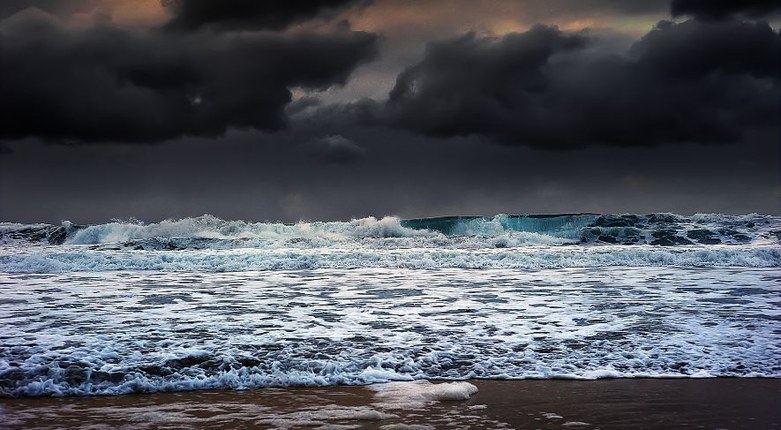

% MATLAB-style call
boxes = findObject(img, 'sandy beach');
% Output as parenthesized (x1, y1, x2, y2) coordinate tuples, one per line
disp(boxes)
(2, 378, 779, 429)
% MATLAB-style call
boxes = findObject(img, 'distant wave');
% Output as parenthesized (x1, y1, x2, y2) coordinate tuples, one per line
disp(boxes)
(0, 213, 778, 273)
(1, 213, 778, 250)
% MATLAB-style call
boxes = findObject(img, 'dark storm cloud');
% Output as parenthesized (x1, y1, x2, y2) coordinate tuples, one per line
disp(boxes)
(0, 12, 378, 143)
(1, 1, 779, 224)
(0, 0, 96, 19)
(516, 0, 667, 18)
(671, 0, 781, 20)
(162, 0, 370, 31)
(380, 21, 779, 149)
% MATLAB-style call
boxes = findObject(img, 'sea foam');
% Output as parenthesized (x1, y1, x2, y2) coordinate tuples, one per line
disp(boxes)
(1, 267, 779, 397)
(1, 213, 779, 398)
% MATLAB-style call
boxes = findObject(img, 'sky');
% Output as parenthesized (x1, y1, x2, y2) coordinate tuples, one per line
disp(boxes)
(1, 0, 779, 223)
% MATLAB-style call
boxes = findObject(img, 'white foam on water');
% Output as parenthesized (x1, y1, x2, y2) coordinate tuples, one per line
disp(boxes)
(0, 266, 779, 397)
(371, 381, 478, 409)
(428, 382, 479, 401)
(1, 245, 779, 273)
(562, 421, 592, 427)
(62, 215, 433, 246)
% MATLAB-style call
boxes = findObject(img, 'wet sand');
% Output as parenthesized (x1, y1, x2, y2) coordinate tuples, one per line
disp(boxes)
(1, 378, 779, 429)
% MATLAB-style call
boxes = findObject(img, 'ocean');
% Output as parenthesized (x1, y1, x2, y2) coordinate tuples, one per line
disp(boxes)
(1, 213, 779, 398)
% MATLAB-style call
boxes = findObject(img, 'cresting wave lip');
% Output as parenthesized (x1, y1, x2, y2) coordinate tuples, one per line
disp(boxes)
(1, 213, 779, 249)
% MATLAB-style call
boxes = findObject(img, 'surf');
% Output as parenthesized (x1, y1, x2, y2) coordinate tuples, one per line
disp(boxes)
(1, 212, 777, 249)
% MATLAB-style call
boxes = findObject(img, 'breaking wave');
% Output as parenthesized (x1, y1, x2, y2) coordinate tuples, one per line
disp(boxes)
(1, 215, 779, 397)
(1, 213, 778, 249)
(1, 213, 779, 272)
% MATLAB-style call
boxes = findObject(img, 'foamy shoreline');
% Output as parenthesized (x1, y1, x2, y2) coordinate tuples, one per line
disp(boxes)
(2, 379, 779, 429)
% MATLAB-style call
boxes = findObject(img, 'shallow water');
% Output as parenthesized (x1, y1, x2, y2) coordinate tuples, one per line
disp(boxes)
(2, 212, 779, 397)
(1, 267, 779, 396)
(2, 379, 780, 429)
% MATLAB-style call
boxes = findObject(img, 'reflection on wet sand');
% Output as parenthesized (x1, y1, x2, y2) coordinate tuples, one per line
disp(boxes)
(2, 379, 780, 429)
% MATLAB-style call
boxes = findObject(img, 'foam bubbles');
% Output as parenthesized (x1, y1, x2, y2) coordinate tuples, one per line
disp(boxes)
(371, 381, 479, 409)
(1, 245, 778, 273)
(427, 382, 479, 401)
(1, 267, 778, 397)
(1, 213, 779, 398)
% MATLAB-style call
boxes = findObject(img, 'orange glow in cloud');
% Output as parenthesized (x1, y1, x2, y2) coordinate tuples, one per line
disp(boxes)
(29, 0, 168, 28)
(345, 0, 658, 39)
(346, 0, 533, 37)
(96, 0, 167, 27)
(14, 0, 661, 37)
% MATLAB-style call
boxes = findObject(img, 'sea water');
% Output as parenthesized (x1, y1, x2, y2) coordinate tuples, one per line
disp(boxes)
(1, 213, 779, 397)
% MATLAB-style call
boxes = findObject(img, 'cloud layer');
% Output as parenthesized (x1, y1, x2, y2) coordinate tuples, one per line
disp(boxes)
(2, 1, 777, 148)
(1, 0, 779, 221)
(381, 20, 779, 148)
(162, 0, 369, 31)
(0, 10, 377, 143)
(670, 0, 781, 20)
